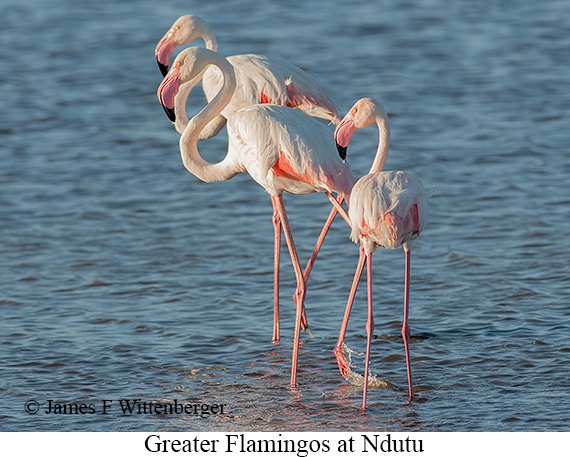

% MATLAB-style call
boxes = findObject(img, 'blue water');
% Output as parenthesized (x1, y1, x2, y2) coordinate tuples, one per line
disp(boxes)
(1, 0, 569, 432)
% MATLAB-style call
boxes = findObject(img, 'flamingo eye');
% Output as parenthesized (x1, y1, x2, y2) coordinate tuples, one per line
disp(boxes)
(168, 25, 180, 37)
(351, 107, 358, 114)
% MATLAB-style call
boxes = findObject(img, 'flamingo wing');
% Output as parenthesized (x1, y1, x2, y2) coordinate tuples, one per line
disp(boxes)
(202, 55, 341, 124)
(227, 105, 354, 197)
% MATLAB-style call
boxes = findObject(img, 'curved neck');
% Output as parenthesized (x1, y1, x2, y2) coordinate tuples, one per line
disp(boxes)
(179, 52, 239, 182)
(190, 15, 218, 52)
(369, 115, 391, 174)
(202, 33, 218, 52)
(174, 76, 201, 134)
(194, 18, 218, 52)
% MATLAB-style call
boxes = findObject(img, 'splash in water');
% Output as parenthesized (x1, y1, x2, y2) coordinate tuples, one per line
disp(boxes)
(340, 344, 393, 389)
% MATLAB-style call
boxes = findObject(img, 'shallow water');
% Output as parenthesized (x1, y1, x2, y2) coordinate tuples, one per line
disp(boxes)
(1, 0, 570, 432)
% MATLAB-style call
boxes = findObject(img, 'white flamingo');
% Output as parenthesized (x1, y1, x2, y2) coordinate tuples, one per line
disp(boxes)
(332, 98, 429, 408)
(155, 15, 341, 140)
(157, 47, 355, 387)
(157, 16, 350, 326)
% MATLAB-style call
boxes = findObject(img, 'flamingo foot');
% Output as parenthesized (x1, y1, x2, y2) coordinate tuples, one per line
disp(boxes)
(334, 344, 351, 379)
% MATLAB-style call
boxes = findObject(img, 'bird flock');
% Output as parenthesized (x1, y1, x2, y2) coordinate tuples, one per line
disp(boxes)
(155, 15, 430, 410)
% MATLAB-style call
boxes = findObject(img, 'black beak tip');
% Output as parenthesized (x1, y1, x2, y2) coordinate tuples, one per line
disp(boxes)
(336, 143, 347, 160)
(158, 60, 169, 77)
(162, 104, 176, 122)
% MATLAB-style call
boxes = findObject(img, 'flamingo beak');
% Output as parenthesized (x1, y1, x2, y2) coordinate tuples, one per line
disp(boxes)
(157, 65, 181, 122)
(334, 112, 355, 160)
(155, 31, 178, 77)
(157, 59, 169, 78)
(162, 102, 176, 123)
(336, 143, 347, 160)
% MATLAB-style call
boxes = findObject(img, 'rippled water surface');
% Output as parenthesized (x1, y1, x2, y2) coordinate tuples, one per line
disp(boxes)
(1, 0, 570, 432)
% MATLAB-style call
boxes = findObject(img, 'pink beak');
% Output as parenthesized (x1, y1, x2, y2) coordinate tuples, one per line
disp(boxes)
(334, 111, 355, 160)
(157, 65, 181, 122)
(155, 33, 177, 77)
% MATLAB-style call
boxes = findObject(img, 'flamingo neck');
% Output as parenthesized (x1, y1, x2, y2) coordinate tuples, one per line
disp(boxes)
(368, 115, 391, 174)
(174, 76, 201, 134)
(172, 18, 218, 135)
(198, 25, 217, 52)
(203, 34, 218, 52)
(189, 16, 218, 52)
(179, 52, 239, 183)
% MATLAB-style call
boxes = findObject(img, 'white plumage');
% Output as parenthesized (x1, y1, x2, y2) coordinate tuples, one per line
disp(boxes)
(157, 47, 356, 389)
(332, 98, 430, 409)
(228, 104, 354, 197)
(349, 170, 429, 254)
(156, 15, 340, 140)
(205, 54, 341, 123)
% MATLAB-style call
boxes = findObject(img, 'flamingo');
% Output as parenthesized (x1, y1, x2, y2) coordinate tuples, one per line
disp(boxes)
(157, 16, 350, 330)
(168, 56, 351, 339)
(157, 47, 355, 387)
(155, 14, 341, 140)
(332, 98, 429, 408)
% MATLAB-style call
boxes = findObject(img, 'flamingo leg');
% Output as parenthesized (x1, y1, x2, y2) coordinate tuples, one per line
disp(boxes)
(303, 193, 352, 283)
(325, 192, 351, 227)
(272, 204, 281, 343)
(270, 200, 308, 344)
(402, 248, 413, 400)
(303, 195, 341, 282)
(271, 195, 307, 388)
(334, 245, 366, 379)
(362, 251, 374, 410)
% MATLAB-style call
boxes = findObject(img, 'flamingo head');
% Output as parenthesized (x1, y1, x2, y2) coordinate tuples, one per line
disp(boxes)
(157, 47, 224, 123)
(334, 98, 389, 160)
(157, 60, 181, 122)
(155, 15, 216, 76)
(334, 108, 356, 160)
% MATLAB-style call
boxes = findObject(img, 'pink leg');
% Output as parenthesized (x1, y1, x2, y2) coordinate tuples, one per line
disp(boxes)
(303, 195, 340, 281)
(325, 192, 351, 227)
(303, 193, 352, 283)
(272, 204, 281, 343)
(362, 252, 374, 410)
(402, 249, 413, 400)
(272, 195, 307, 388)
(270, 199, 307, 343)
(334, 246, 366, 379)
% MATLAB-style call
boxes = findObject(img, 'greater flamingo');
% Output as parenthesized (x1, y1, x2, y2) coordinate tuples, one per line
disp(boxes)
(332, 98, 429, 408)
(155, 15, 341, 140)
(168, 54, 351, 338)
(157, 16, 350, 327)
(157, 47, 355, 387)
